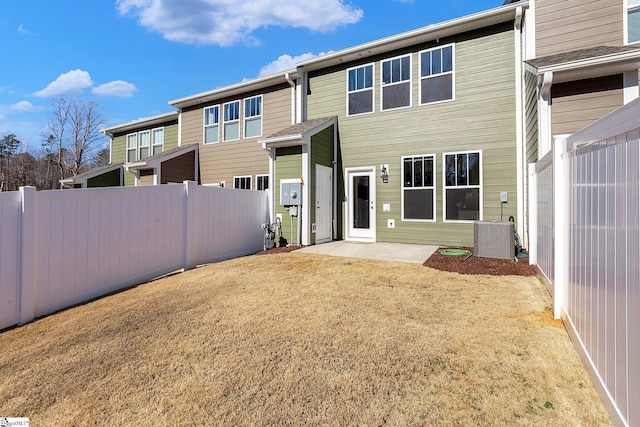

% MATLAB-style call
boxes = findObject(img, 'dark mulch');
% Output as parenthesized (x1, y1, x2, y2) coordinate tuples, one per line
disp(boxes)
(424, 247, 538, 276)
(257, 244, 537, 277)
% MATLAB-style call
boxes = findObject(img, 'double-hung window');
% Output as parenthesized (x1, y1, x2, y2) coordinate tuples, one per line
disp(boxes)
(126, 133, 137, 163)
(628, 1, 640, 43)
(152, 127, 164, 155)
(420, 44, 454, 104)
(138, 130, 150, 159)
(256, 175, 269, 191)
(347, 63, 374, 116)
(402, 155, 435, 221)
(444, 151, 481, 221)
(381, 54, 411, 111)
(204, 105, 220, 144)
(223, 101, 240, 141)
(244, 95, 262, 138)
(234, 176, 251, 190)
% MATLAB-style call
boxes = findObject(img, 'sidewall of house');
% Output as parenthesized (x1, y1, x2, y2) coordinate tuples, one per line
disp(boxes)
(274, 146, 303, 245)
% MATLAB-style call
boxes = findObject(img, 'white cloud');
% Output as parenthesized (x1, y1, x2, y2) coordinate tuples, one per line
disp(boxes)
(33, 69, 93, 97)
(10, 101, 34, 111)
(17, 24, 32, 35)
(92, 81, 138, 97)
(116, 0, 363, 46)
(258, 52, 332, 77)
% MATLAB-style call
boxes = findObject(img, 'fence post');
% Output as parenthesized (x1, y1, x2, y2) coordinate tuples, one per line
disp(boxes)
(19, 186, 36, 325)
(528, 163, 537, 266)
(553, 138, 569, 319)
(183, 180, 199, 270)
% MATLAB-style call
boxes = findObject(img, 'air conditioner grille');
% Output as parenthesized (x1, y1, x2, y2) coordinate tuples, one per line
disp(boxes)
(474, 221, 514, 260)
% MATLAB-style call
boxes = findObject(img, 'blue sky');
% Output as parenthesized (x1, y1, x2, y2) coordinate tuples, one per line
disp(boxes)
(1, 0, 504, 150)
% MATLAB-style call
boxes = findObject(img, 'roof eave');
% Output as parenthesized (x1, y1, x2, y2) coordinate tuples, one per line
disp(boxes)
(101, 111, 179, 136)
(533, 51, 640, 83)
(169, 70, 298, 109)
(298, 2, 527, 72)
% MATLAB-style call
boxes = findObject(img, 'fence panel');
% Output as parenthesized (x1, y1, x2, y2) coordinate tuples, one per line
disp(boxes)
(0, 192, 21, 330)
(33, 185, 187, 318)
(191, 185, 268, 266)
(534, 155, 554, 285)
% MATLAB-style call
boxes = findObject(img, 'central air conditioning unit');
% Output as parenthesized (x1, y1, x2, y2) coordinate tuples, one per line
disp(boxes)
(474, 221, 514, 260)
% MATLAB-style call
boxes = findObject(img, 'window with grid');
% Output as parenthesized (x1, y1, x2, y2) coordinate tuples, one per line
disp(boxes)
(382, 54, 411, 111)
(443, 151, 481, 221)
(223, 101, 240, 141)
(138, 130, 150, 159)
(204, 106, 220, 144)
(347, 63, 374, 116)
(420, 44, 454, 104)
(244, 95, 262, 138)
(126, 133, 137, 163)
(402, 155, 435, 221)
(152, 128, 164, 155)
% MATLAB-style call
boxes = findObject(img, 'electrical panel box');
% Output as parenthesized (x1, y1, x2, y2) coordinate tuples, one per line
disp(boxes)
(280, 182, 303, 205)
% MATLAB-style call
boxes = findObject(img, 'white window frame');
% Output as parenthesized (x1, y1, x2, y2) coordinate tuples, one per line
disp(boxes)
(442, 150, 482, 223)
(626, 0, 640, 44)
(401, 154, 436, 222)
(256, 174, 269, 191)
(419, 44, 455, 106)
(126, 133, 137, 163)
(151, 127, 164, 156)
(203, 105, 220, 144)
(138, 130, 150, 160)
(223, 100, 240, 142)
(381, 54, 412, 111)
(244, 95, 263, 139)
(234, 175, 251, 190)
(346, 63, 375, 117)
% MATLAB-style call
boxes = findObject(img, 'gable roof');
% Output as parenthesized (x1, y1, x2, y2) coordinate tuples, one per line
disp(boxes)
(259, 116, 337, 149)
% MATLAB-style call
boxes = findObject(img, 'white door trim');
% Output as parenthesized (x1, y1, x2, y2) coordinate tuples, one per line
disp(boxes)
(345, 166, 376, 242)
(315, 164, 333, 244)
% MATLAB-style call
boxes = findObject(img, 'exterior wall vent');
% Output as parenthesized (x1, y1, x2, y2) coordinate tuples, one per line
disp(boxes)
(473, 221, 514, 260)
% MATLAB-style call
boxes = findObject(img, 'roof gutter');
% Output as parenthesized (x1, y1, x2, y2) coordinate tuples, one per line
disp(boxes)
(285, 72, 296, 125)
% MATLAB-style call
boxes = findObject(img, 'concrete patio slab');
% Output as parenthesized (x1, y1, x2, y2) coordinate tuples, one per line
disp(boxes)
(296, 241, 439, 264)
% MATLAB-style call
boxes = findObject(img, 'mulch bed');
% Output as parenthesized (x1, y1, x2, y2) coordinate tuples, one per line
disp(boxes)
(258, 244, 537, 277)
(424, 247, 538, 276)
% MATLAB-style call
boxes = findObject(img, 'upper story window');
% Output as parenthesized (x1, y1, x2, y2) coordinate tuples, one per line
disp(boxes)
(443, 151, 481, 222)
(381, 54, 411, 111)
(138, 130, 150, 159)
(420, 44, 454, 104)
(126, 133, 137, 163)
(347, 63, 374, 116)
(628, 1, 640, 44)
(223, 100, 240, 141)
(244, 95, 263, 138)
(204, 105, 220, 144)
(152, 128, 164, 155)
(402, 154, 435, 221)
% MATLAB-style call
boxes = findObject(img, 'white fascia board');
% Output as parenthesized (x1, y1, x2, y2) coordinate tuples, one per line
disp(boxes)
(259, 134, 306, 148)
(101, 111, 178, 136)
(535, 52, 640, 83)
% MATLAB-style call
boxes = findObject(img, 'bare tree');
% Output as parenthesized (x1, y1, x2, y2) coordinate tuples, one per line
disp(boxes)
(47, 98, 107, 186)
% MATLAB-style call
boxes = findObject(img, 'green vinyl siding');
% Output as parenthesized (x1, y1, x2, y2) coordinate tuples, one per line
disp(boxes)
(310, 125, 335, 245)
(275, 146, 302, 244)
(307, 22, 518, 246)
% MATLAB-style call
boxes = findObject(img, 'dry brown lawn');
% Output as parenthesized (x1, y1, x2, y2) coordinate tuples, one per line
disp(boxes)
(0, 252, 611, 426)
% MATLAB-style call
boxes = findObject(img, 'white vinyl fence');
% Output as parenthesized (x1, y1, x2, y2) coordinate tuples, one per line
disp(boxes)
(530, 98, 640, 427)
(0, 181, 269, 330)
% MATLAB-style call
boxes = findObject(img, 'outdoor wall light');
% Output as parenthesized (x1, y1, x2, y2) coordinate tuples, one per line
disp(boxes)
(380, 164, 389, 183)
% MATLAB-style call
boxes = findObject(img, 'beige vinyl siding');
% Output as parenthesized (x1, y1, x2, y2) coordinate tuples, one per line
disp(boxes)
(139, 169, 154, 186)
(307, 23, 518, 246)
(551, 74, 623, 135)
(160, 151, 196, 184)
(536, 0, 622, 56)
(181, 84, 291, 186)
(275, 146, 302, 244)
(310, 126, 335, 245)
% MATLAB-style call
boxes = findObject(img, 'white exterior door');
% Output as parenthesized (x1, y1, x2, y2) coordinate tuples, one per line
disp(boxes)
(315, 165, 333, 243)
(346, 167, 376, 242)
